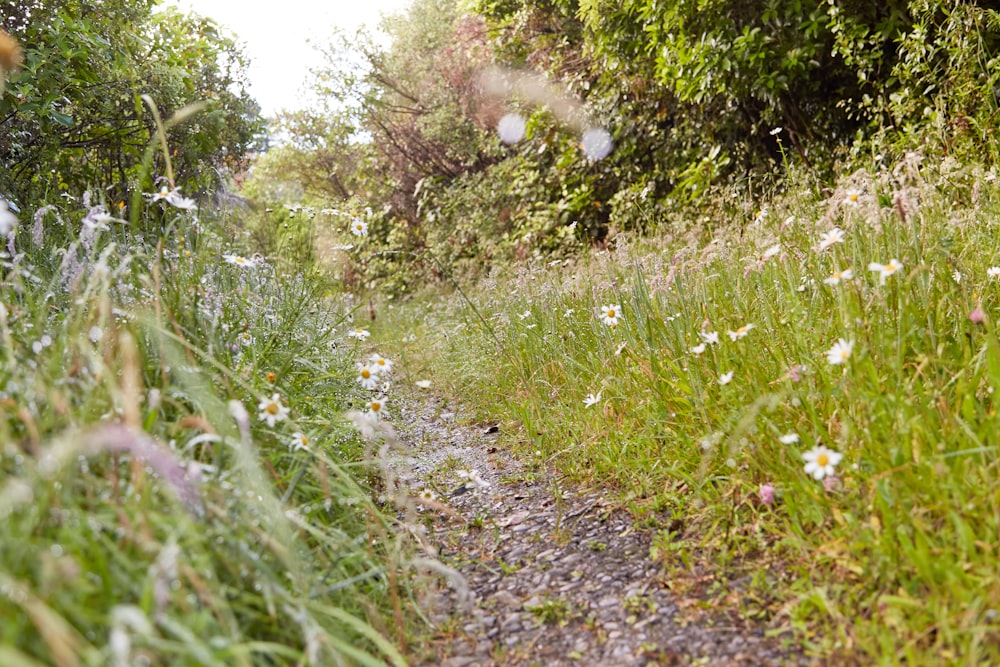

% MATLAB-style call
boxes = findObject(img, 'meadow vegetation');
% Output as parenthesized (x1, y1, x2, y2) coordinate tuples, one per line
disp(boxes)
(4, 0, 1000, 664)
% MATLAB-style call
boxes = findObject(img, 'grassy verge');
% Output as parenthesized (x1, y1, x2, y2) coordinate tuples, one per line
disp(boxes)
(0, 190, 420, 665)
(377, 156, 1000, 663)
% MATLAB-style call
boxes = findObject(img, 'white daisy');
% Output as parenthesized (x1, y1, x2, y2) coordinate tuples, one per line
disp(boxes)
(367, 397, 387, 419)
(583, 391, 602, 408)
(600, 304, 622, 327)
(691, 343, 707, 355)
(257, 393, 290, 427)
(347, 328, 371, 341)
(369, 353, 393, 374)
(823, 268, 854, 285)
(289, 432, 309, 452)
(727, 323, 755, 341)
(816, 227, 845, 252)
(699, 331, 721, 346)
(868, 259, 903, 285)
(224, 254, 256, 268)
(350, 218, 368, 236)
(356, 364, 379, 390)
(988, 266, 1000, 278)
(779, 433, 800, 444)
(825, 338, 853, 365)
(718, 371, 734, 385)
(802, 445, 843, 480)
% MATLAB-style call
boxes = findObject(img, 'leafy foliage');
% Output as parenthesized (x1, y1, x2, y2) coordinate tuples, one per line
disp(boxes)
(0, 0, 263, 207)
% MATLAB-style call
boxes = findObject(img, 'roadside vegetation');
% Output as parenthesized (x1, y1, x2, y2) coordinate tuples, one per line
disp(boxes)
(5, 0, 1000, 664)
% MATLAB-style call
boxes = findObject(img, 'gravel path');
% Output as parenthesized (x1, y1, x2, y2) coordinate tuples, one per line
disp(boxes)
(395, 394, 809, 667)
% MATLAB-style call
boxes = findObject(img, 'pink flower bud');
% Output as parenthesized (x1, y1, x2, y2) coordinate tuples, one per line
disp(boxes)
(759, 483, 775, 506)
(970, 307, 986, 324)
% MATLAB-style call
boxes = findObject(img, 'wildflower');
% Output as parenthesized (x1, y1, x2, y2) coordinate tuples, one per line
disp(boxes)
(769, 127, 783, 136)
(347, 328, 370, 341)
(415, 380, 432, 389)
(369, 353, 393, 374)
(289, 432, 309, 452)
(816, 227, 845, 252)
(970, 306, 987, 324)
(564, 309, 575, 318)
(823, 268, 854, 285)
(614, 342, 627, 355)
(356, 364, 379, 390)
(146, 186, 196, 210)
(350, 218, 368, 236)
(753, 206, 768, 225)
(953, 270, 962, 284)
(727, 323, 755, 341)
(779, 433, 800, 445)
(691, 343, 706, 355)
(224, 254, 256, 268)
(823, 475, 841, 492)
(600, 304, 622, 327)
(699, 331, 720, 346)
(257, 393, 290, 427)
(88, 326, 103, 343)
(265, 371, 277, 383)
(518, 310, 531, 320)
(844, 189, 862, 206)
(988, 266, 1000, 278)
(759, 483, 775, 506)
(418, 488, 437, 502)
(825, 338, 853, 365)
(583, 391, 602, 408)
(456, 469, 490, 491)
(868, 259, 903, 285)
(367, 397, 387, 419)
(802, 445, 843, 480)
(0, 199, 17, 236)
(718, 371, 734, 385)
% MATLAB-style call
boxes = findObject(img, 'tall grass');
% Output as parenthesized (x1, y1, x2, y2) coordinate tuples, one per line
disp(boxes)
(0, 186, 418, 665)
(387, 156, 1000, 663)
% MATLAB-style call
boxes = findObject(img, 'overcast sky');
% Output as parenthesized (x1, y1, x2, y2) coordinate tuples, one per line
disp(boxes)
(168, 0, 413, 116)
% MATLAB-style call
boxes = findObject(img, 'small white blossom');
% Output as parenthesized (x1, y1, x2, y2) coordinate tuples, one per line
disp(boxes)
(257, 394, 290, 427)
(727, 323, 755, 341)
(779, 433, 800, 445)
(691, 343, 706, 355)
(718, 371, 734, 385)
(224, 254, 256, 268)
(803, 445, 843, 480)
(825, 338, 853, 365)
(347, 328, 371, 341)
(823, 268, 854, 285)
(988, 266, 1000, 278)
(350, 218, 368, 236)
(583, 391, 602, 408)
(816, 227, 846, 252)
(600, 304, 622, 327)
(699, 331, 720, 346)
(868, 259, 903, 285)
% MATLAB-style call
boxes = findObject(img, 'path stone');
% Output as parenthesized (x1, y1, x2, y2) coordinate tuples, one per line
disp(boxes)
(396, 395, 811, 666)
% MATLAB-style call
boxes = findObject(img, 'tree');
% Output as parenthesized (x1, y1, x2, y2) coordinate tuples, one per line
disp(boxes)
(0, 0, 263, 207)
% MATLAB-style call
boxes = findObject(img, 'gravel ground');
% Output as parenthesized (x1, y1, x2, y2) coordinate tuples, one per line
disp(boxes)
(394, 394, 812, 667)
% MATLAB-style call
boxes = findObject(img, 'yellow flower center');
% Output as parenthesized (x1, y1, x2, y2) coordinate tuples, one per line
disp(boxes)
(816, 454, 829, 467)
(849, 193, 859, 202)
(361, 369, 371, 379)
(607, 310, 616, 318)
(266, 372, 276, 382)
(299, 436, 308, 446)
(266, 403, 279, 415)
(840, 349, 849, 359)
(371, 402, 381, 412)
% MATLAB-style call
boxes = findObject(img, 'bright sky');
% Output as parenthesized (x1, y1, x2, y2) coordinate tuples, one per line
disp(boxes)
(167, 0, 413, 116)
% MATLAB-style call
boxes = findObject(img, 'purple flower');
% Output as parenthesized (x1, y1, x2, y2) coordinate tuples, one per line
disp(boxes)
(759, 483, 775, 506)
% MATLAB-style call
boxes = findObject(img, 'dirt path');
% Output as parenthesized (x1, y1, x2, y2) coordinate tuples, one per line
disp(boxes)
(394, 394, 808, 667)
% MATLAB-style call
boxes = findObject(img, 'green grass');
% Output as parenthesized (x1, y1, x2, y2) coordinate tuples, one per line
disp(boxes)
(0, 191, 420, 665)
(378, 157, 1000, 664)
